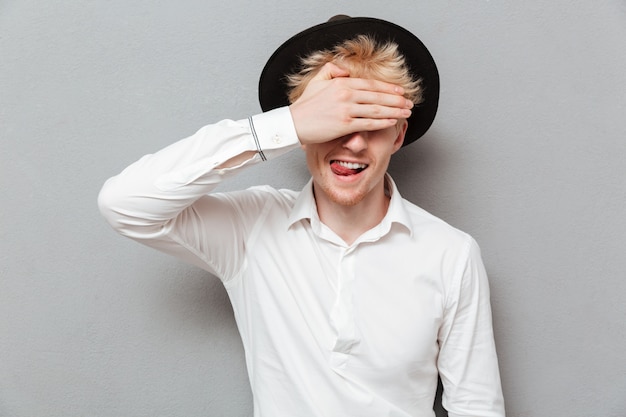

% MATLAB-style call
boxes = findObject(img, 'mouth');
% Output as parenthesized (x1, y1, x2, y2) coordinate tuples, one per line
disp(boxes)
(330, 160, 368, 176)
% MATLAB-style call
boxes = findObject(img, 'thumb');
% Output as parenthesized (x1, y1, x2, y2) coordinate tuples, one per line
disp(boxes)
(313, 62, 350, 81)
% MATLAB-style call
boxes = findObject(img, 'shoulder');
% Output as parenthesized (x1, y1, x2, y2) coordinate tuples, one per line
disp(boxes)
(399, 199, 488, 299)
(400, 197, 477, 256)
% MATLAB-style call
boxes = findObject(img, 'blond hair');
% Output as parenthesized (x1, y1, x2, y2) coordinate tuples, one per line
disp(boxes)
(285, 34, 423, 105)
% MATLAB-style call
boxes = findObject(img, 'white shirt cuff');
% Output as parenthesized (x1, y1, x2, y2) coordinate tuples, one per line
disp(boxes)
(249, 107, 301, 154)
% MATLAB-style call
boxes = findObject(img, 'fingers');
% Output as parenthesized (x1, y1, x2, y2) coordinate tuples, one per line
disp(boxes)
(350, 103, 412, 124)
(328, 77, 413, 114)
(313, 62, 350, 81)
(315, 62, 407, 99)
(342, 117, 401, 134)
(350, 89, 413, 112)
(333, 85, 412, 122)
(347, 77, 407, 98)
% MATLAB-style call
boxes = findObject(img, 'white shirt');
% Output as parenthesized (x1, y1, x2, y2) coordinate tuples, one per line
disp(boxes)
(98, 107, 505, 417)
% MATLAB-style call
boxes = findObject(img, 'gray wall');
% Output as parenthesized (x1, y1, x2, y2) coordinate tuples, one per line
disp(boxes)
(2, 1, 625, 416)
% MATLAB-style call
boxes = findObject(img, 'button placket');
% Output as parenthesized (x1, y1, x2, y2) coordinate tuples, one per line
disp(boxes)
(330, 246, 358, 368)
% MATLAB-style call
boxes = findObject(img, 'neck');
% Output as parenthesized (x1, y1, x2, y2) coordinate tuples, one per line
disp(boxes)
(314, 179, 391, 245)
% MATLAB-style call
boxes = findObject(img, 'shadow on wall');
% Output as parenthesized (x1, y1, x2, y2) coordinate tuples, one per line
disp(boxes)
(388, 129, 450, 209)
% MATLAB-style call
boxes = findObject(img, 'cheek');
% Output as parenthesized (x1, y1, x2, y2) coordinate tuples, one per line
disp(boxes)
(371, 141, 397, 162)
(303, 146, 323, 175)
(304, 143, 332, 164)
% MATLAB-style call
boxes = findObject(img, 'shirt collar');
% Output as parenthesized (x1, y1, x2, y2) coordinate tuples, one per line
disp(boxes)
(287, 174, 413, 238)
(288, 178, 318, 229)
(383, 174, 413, 237)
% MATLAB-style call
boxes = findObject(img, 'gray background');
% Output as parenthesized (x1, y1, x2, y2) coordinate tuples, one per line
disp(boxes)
(1, 1, 625, 416)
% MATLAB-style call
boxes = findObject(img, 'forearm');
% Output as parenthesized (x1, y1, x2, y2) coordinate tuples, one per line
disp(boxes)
(97, 107, 300, 240)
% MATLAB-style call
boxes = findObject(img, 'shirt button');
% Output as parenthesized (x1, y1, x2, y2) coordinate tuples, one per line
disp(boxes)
(272, 135, 281, 144)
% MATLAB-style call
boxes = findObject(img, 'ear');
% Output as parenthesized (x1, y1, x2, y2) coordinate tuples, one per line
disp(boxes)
(392, 119, 409, 153)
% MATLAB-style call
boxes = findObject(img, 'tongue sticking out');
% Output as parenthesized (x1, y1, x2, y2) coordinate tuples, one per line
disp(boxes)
(330, 161, 364, 176)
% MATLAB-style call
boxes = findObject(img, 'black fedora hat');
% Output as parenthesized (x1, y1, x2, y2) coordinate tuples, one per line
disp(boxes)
(258, 15, 439, 146)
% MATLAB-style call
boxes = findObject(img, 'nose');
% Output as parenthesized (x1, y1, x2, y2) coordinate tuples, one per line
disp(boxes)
(342, 132, 368, 153)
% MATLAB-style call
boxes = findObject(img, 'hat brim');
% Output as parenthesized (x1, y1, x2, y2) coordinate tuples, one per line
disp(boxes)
(258, 17, 439, 146)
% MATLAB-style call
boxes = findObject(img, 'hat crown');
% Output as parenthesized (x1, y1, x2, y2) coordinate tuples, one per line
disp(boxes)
(327, 14, 351, 22)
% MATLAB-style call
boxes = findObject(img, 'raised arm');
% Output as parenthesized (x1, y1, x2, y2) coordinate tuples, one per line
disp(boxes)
(97, 108, 301, 275)
(98, 72, 411, 275)
(98, 108, 298, 238)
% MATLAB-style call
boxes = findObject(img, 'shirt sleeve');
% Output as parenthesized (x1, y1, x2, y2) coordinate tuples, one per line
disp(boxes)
(437, 237, 506, 417)
(97, 106, 300, 278)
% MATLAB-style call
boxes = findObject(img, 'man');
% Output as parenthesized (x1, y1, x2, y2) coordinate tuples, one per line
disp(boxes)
(99, 15, 505, 417)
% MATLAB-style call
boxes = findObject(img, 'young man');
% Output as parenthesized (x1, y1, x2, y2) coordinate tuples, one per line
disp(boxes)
(99, 16, 505, 417)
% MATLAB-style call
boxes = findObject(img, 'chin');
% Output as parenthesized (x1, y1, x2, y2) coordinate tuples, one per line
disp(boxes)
(325, 188, 367, 207)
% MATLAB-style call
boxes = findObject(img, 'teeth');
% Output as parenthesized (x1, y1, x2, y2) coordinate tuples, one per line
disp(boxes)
(336, 161, 367, 170)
